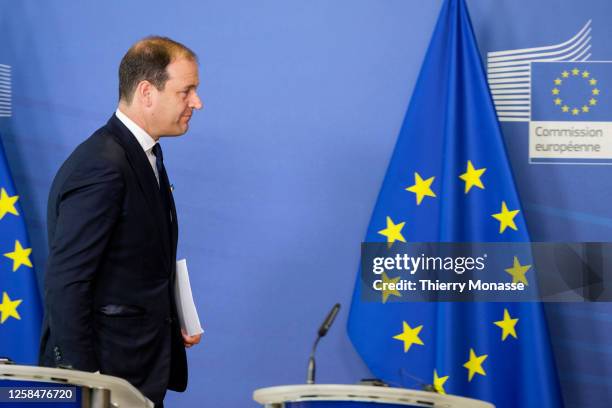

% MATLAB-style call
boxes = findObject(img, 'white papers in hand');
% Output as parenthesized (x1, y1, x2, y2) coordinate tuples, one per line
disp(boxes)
(174, 259, 204, 336)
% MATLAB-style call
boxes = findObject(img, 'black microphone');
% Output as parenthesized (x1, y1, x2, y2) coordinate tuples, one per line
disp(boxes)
(307, 303, 340, 384)
(318, 303, 340, 337)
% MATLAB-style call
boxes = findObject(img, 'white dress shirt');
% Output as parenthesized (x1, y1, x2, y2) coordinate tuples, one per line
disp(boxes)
(115, 108, 159, 184)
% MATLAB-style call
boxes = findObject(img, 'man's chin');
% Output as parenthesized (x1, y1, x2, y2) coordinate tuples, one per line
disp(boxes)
(178, 120, 190, 134)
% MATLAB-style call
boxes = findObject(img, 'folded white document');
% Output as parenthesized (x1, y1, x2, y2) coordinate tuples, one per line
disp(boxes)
(174, 259, 204, 337)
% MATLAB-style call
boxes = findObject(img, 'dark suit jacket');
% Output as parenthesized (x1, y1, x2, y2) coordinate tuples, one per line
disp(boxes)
(39, 114, 187, 405)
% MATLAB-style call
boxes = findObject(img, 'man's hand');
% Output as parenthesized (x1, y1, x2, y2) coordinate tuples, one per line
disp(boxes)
(181, 329, 202, 348)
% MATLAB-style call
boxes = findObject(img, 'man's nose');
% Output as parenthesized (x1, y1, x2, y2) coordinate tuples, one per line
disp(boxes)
(190, 92, 203, 110)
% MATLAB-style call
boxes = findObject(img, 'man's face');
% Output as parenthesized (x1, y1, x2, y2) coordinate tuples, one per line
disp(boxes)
(149, 57, 202, 137)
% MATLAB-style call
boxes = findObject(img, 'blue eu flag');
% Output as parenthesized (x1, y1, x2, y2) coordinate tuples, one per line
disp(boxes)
(0, 134, 42, 364)
(347, 0, 563, 406)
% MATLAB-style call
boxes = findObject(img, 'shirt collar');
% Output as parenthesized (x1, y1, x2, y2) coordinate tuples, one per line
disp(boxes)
(115, 108, 157, 153)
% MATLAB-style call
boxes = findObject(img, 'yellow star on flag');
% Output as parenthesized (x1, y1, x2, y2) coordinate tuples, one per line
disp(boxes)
(381, 272, 401, 303)
(582, 70, 590, 78)
(554, 98, 562, 106)
(405, 172, 436, 205)
(0, 292, 22, 323)
(561, 71, 569, 78)
(494, 308, 519, 341)
(554, 78, 562, 85)
(504, 256, 531, 285)
(378, 216, 406, 245)
(562, 105, 570, 112)
(463, 348, 488, 382)
(589, 78, 597, 85)
(459, 160, 486, 194)
(393, 321, 424, 352)
(589, 98, 597, 106)
(572, 108, 579, 116)
(592, 88, 600, 96)
(582, 105, 590, 113)
(572, 68, 580, 76)
(4, 240, 33, 272)
(433, 370, 449, 395)
(551, 88, 560, 95)
(0, 188, 19, 220)
(491, 201, 519, 233)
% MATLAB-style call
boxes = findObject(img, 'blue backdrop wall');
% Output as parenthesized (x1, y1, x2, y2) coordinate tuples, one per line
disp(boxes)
(0, 1, 611, 407)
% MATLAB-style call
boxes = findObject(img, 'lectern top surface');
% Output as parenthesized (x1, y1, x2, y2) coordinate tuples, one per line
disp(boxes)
(0, 364, 153, 408)
(253, 384, 494, 408)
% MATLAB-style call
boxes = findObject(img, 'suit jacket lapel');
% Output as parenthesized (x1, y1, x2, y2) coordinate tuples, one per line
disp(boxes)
(105, 115, 173, 271)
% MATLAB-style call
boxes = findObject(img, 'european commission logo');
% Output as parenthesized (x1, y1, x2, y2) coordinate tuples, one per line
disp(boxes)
(0, 64, 11, 118)
(537, 65, 602, 119)
(487, 21, 612, 164)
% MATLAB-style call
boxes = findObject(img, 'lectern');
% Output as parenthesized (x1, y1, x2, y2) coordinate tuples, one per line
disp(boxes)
(253, 384, 494, 408)
(0, 361, 153, 407)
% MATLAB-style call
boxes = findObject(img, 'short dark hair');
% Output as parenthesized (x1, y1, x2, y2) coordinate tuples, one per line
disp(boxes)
(118, 36, 197, 103)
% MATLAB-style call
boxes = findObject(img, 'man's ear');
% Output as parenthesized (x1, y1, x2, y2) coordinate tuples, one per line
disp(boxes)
(135, 80, 154, 107)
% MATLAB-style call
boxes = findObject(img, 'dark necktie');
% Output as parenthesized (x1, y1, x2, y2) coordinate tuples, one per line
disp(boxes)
(152, 143, 172, 224)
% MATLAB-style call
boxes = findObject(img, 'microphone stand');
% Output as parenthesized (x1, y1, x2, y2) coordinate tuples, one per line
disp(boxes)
(306, 303, 340, 384)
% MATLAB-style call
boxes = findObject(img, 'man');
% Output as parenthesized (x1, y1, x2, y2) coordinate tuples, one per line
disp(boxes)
(39, 36, 203, 407)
